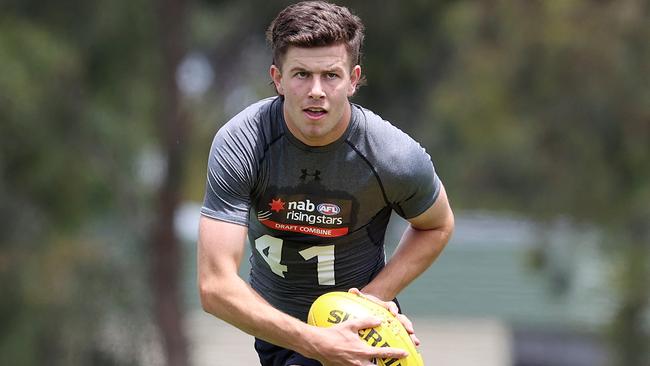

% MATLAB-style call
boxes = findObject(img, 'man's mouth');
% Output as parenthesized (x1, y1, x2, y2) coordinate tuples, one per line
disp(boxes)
(303, 107, 327, 119)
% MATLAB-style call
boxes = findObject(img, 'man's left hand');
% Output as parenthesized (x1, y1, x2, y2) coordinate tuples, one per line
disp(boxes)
(348, 288, 421, 346)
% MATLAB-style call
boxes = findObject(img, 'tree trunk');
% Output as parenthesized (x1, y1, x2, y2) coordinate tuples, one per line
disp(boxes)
(150, 0, 190, 365)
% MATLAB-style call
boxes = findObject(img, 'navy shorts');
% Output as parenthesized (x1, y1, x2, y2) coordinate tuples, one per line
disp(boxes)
(254, 338, 322, 366)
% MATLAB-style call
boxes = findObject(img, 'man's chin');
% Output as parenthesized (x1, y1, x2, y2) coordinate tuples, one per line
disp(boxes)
(298, 130, 332, 146)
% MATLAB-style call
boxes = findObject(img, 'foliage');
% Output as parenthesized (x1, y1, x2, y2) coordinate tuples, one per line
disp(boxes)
(422, 1, 649, 223)
(0, 0, 158, 364)
(415, 1, 649, 364)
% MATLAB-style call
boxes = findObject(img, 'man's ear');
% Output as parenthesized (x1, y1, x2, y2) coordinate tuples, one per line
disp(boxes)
(270, 65, 284, 95)
(348, 65, 362, 96)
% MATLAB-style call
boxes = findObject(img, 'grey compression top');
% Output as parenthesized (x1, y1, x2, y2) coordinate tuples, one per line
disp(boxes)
(201, 96, 440, 320)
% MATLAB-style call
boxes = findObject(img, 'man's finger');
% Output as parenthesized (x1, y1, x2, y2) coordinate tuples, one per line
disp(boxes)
(396, 314, 414, 333)
(385, 300, 399, 316)
(348, 287, 362, 296)
(347, 289, 420, 346)
(348, 288, 399, 316)
(345, 315, 382, 331)
(410, 333, 421, 347)
(396, 314, 420, 346)
(368, 345, 409, 360)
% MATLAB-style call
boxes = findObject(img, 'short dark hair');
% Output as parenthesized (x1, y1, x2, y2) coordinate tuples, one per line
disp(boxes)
(266, 1, 365, 70)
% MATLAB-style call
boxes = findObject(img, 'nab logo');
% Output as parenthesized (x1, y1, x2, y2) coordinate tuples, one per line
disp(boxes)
(317, 203, 340, 216)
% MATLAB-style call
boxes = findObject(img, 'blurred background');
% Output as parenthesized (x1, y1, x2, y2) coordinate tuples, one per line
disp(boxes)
(1, 0, 648, 365)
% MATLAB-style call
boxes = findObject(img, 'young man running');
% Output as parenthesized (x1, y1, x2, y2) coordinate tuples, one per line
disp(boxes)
(198, 2, 454, 365)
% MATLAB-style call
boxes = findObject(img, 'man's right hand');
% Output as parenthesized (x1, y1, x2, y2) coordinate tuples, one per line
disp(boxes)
(304, 316, 409, 366)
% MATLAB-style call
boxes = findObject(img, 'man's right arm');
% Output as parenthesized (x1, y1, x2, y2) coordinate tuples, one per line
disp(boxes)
(197, 216, 409, 365)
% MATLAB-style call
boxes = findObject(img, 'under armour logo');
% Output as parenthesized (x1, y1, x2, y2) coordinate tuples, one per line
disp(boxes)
(300, 169, 321, 181)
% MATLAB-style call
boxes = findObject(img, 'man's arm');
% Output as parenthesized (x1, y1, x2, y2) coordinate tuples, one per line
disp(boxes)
(197, 216, 409, 364)
(361, 183, 454, 301)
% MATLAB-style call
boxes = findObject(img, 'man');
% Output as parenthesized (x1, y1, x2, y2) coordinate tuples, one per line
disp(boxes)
(198, 1, 454, 365)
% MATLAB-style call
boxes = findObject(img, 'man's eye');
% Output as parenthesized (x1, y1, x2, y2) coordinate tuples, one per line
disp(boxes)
(326, 73, 339, 79)
(296, 72, 308, 78)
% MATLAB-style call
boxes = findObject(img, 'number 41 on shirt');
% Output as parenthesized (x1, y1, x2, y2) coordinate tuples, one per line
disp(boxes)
(255, 235, 336, 285)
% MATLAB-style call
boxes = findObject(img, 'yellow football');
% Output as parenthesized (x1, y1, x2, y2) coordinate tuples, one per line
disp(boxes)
(307, 291, 424, 366)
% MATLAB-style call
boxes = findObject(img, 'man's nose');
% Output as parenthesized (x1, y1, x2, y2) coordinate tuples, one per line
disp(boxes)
(308, 77, 325, 99)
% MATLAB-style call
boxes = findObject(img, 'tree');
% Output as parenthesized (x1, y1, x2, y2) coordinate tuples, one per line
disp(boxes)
(417, 1, 649, 364)
(0, 0, 173, 364)
(148, 0, 191, 365)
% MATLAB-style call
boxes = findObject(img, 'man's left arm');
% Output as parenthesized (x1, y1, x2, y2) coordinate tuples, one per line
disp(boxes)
(361, 182, 454, 301)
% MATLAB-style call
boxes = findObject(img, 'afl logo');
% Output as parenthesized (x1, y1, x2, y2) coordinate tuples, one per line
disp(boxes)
(317, 203, 341, 216)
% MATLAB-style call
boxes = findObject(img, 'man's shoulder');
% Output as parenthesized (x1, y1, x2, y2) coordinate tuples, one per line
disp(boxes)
(222, 96, 280, 132)
(350, 104, 428, 165)
(216, 96, 283, 146)
(349, 104, 439, 218)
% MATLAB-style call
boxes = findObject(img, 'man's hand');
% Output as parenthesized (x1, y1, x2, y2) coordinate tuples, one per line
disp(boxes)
(348, 288, 421, 346)
(307, 316, 409, 366)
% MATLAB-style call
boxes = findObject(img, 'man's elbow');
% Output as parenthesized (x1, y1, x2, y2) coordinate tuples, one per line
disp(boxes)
(198, 279, 220, 315)
(198, 273, 241, 321)
(435, 223, 453, 256)
(422, 209, 455, 240)
(443, 211, 455, 243)
(427, 211, 454, 251)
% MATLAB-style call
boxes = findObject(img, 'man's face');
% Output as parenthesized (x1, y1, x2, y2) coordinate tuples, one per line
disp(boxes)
(270, 44, 361, 146)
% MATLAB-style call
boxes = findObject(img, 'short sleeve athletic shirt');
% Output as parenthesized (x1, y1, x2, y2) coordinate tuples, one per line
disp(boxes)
(201, 96, 441, 321)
